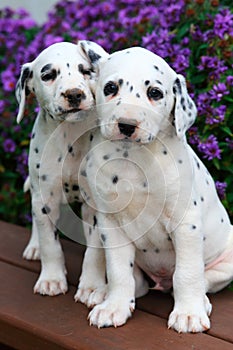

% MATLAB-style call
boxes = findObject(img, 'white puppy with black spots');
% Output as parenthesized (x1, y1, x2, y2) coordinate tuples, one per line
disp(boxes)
(76, 45, 233, 333)
(16, 41, 108, 296)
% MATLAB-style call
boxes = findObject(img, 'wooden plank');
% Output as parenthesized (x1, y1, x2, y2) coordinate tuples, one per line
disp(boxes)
(1, 221, 233, 346)
(1, 261, 232, 350)
(0, 220, 85, 285)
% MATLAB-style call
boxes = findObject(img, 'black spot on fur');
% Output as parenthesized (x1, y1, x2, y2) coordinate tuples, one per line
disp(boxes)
(103, 154, 110, 160)
(68, 145, 73, 153)
(118, 79, 123, 86)
(34, 147, 39, 153)
(174, 78, 182, 94)
(112, 175, 118, 184)
(145, 80, 150, 86)
(41, 205, 51, 214)
(72, 184, 79, 191)
(101, 234, 106, 242)
(41, 175, 47, 181)
(21, 67, 30, 89)
(93, 215, 97, 227)
(54, 228, 59, 240)
(88, 49, 101, 63)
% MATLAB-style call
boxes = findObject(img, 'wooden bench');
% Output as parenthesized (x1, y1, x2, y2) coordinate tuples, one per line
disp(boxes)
(0, 220, 233, 350)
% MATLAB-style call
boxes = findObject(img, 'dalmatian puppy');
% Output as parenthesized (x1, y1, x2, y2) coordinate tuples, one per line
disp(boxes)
(16, 41, 108, 296)
(77, 45, 233, 333)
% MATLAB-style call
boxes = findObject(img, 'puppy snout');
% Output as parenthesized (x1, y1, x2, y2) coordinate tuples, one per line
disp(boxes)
(63, 88, 86, 107)
(118, 119, 137, 137)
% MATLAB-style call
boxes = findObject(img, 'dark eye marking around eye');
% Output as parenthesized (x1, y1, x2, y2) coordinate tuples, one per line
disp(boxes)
(78, 64, 92, 76)
(147, 86, 164, 101)
(41, 68, 57, 82)
(41, 64, 52, 73)
(103, 81, 119, 96)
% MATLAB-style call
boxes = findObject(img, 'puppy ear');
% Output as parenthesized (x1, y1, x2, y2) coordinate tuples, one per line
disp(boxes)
(15, 63, 33, 123)
(172, 74, 197, 139)
(77, 40, 109, 71)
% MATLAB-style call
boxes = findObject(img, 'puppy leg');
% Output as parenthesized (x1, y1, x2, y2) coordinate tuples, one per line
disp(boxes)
(134, 263, 149, 298)
(168, 219, 212, 333)
(32, 194, 67, 296)
(88, 215, 136, 328)
(23, 217, 40, 260)
(75, 205, 106, 307)
(205, 231, 233, 293)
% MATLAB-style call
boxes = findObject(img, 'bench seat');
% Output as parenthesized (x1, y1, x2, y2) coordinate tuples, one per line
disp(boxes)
(0, 221, 233, 349)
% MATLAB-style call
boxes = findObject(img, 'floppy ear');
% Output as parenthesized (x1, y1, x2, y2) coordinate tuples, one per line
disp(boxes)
(15, 63, 33, 123)
(77, 40, 109, 72)
(172, 74, 197, 139)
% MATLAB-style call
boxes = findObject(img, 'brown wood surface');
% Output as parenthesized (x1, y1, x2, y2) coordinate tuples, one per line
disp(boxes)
(0, 220, 233, 349)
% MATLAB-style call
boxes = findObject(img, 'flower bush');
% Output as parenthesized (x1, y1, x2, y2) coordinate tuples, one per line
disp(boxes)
(0, 0, 232, 225)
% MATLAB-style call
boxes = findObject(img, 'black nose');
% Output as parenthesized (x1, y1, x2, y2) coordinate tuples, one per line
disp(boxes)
(118, 122, 136, 137)
(64, 88, 85, 107)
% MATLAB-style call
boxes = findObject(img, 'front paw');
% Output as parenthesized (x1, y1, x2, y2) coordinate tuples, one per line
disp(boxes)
(168, 297, 212, 333)
(34, 272, 68, 296)
(74, 285, 107, 307)
(88, 297, 135, 328)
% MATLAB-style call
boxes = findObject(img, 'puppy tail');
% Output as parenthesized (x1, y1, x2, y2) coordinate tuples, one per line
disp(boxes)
(23, 176, 30, 193)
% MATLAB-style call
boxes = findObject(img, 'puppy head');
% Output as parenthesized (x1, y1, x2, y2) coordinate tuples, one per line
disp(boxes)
(16, 42, 97, 123)
(93, 47, 197, 143)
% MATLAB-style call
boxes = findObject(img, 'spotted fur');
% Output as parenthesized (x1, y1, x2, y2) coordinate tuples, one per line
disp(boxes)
(77, 45, 233, 333)
(16, 41, 108, 296)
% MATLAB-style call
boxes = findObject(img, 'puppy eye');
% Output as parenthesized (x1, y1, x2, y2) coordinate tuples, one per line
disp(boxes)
(147, 87, 163, 101)
(78, 64, 92, 76)
(41, 69, 57, 82)
(103, 81, 119, 96)
(82, 69, 92, 76)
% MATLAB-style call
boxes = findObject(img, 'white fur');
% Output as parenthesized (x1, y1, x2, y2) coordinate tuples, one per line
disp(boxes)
(16, 41, 108, 296)
(77, 46, 233, 332)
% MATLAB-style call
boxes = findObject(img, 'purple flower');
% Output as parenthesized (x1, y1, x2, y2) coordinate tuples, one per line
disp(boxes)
(215, 181, 227, 200)
(1, 68, 16, 92)
(3, 138, 16, 153)
(198, 56, 228, 80)
(226, 76, 233, 87)
(209, 83, 229, 102)
(214, 9, 233, 39)
(16, 149, 28, 179)
(198, 135, 221, 160)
